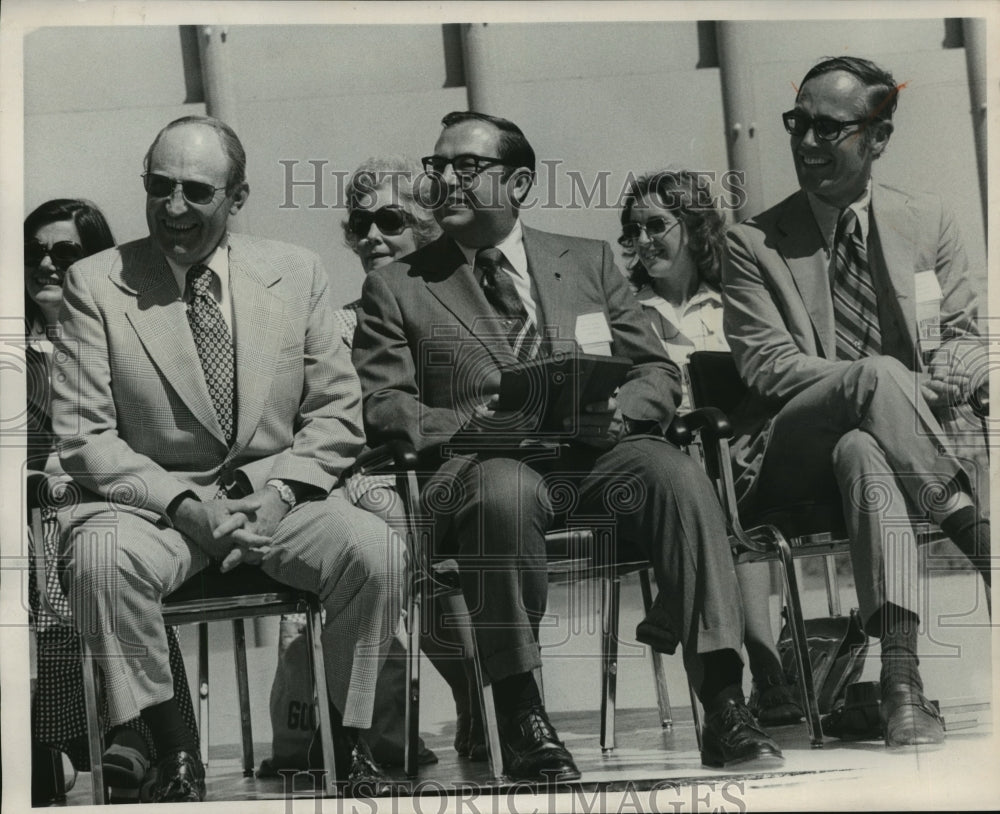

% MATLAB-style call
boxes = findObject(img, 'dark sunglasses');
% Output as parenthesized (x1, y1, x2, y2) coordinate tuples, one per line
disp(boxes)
(782, 109, 870, 142)
(25, 240, 85, 268)
(142, 172, 228, 205)
(347, 205, 411, 239)
(618, 216, 680, 247)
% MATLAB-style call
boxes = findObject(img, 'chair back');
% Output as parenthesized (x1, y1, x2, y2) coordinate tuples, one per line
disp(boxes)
(687, 351, 746, 415)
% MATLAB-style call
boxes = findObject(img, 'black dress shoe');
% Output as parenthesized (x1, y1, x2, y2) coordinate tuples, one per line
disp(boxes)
(149, 750, 206, 803)
(880, 683, 945, 748)
(701, 693, 784, 769)
(499, 706, 581, 783)
(308, 729, 393, 796)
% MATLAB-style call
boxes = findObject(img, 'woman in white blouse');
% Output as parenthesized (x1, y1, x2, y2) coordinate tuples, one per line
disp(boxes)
(619, 170, 803, 727)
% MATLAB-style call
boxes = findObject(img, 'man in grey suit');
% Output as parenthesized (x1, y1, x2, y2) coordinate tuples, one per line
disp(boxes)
(723, 56, 990, 749)
(353, 111, 782, 781)
(50, 116, 405, 800)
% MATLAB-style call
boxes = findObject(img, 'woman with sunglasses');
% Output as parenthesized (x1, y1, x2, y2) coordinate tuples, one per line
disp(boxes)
(24, 199, 198, 804)
(618, 171, 803, 728)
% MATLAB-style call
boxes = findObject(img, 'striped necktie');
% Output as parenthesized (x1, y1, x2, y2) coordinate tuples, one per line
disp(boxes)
(832, 207, 882, 361)
(476, 247, 540, 361)
(186, 264, 235, 446)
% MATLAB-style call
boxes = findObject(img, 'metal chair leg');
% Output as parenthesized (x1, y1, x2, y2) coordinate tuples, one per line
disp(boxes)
(688, 681, 703, 752)
(231, 619, 254, 777)
(600, 574, 621, 752)
(822, 555, 843, 616)
(305, 598, 337, 794)
(638, 569, 673, 729)
(198, 622, 209, 767)
(403, 581, 421, 778)
(771, 530, 824, 747)
(80, 645, 106, 805)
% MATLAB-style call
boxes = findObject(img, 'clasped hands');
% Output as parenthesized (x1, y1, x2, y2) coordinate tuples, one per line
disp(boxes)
(172, 486, 291, 573)
(469, 394, 624, 449)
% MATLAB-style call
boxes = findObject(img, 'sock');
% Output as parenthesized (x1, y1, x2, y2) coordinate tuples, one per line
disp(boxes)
(491, 671, 542, 718)
(878, 603, 923, 692)
(139, 697, 197, 757)
(940, 508, 991, 587)
(697, 649, 744, 709)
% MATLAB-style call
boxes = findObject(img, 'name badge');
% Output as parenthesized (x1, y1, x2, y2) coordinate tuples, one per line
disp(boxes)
(914, 270, 942, 353)
(575, 311, 613, 356)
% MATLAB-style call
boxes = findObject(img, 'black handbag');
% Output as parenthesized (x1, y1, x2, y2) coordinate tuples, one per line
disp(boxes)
(776, 608, 869, 714)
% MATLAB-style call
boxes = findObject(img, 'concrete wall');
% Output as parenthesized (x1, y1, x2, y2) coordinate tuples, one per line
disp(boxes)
(24, 18, 985, 309)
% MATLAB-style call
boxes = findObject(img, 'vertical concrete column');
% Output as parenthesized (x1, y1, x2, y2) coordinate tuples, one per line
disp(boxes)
(716, 22, 765, 222)
(461, 23, 504, 115)
(197, 25, 247, 232)
(962, 17, 988, 233)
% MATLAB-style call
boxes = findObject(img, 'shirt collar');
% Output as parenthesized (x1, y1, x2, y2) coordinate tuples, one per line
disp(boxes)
(455, 220, 527, 279)
(637, 280, 721, 310)
(166, 234, 231, 299)
(806, 179, 872, 251)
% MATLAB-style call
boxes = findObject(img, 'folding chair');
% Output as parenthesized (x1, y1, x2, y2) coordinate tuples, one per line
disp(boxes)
(686, 350, 948, 747)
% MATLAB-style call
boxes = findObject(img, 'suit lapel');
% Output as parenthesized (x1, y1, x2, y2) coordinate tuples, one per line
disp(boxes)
(118, 239, 225, 443)
(422, 237, 515, 364)
(228, 235, 285, 454)
(522, 226, 578, 348)
(869, 184, 918, 348)
(775, 191, 836, 358)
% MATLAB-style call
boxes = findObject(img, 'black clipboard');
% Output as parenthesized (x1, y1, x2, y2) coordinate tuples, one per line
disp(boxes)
(495, 352, 633, 433)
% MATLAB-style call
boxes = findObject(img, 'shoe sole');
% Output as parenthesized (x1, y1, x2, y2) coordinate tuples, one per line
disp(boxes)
(701, 747, 785, 770)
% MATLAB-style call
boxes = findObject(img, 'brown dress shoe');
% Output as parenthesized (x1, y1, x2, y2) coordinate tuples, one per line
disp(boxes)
(149, 750, 206, 803)
(880, 683, 945, 747)
(499, 706, 581, 783)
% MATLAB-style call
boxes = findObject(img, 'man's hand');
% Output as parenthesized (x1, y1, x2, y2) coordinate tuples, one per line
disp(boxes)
(170, 497, 243, 562)
(920, 370, 962, 410)
(568, 397, 623, 449)
(213, 486, 292, 572)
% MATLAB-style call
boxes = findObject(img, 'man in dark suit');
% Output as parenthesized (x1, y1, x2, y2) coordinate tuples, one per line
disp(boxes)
(723, 57, 990, 748)
(353, 111, 782, 780)
(50, 116, 405, 800)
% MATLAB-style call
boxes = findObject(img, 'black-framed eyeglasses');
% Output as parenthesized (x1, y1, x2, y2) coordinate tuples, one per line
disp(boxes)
(347, 205, 412, 239)
(421, 153, 507, 180)
(781, 109, 870, 142)
(25, 240, 85, 269)
(618, 216, 681, 248)
(142, 172, 228, 205)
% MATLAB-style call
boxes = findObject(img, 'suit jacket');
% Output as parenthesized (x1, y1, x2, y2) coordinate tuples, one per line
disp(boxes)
(50, 233, 365, 521)
(722, 183, 980, 501)
(352, 226, 682, 455)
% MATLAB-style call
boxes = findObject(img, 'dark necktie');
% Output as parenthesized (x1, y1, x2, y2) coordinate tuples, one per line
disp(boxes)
(832, 208, 882, 361)
(475, 247, 540, 361)
(186, 264, 235, 446)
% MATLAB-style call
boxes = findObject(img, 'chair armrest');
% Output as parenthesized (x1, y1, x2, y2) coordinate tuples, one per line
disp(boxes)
(679, 407, 733, 442)
(349, 440, 418, 476)
(663, 414, 691, 447)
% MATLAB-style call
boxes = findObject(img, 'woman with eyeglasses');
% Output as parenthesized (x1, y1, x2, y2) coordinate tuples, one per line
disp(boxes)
(618, 171, 803, 728)
(25, 199, 198, 804)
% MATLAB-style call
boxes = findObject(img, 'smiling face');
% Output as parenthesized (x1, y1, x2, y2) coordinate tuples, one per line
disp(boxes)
(145, 123, 249, 264)
(790, 70, 890, 208)
(352, 182, 419, 273)
(24, 219, 81, 313)
(430, 120, 531, 247)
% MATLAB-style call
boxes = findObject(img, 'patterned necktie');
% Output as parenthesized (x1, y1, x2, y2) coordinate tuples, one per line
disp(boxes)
(186, 264, 235, 446)
(832, 207, 882, 361)
(476, 247, 540, 361)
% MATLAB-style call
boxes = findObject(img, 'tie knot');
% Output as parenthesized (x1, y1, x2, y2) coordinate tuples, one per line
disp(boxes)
(837, 207, 860, 241)
(186, 264, 213, 297)
(475, 247, 506, 276)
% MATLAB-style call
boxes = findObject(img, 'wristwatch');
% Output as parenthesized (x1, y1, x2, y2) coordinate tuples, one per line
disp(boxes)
(266, 478, 297, 509)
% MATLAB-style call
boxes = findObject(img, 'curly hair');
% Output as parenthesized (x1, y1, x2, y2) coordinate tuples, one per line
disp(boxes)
(341, 156, 441, 255)
(619, 170, 727, 292)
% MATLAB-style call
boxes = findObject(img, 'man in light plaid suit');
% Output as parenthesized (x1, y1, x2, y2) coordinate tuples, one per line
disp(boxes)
(50, 116, 405, 801)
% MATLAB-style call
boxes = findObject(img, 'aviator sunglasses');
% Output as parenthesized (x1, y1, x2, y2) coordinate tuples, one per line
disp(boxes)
(142, 172, 228, 205)
(25, 240, 85, 269)
(618, 216, 681, 248)
(347, 205, 411, 239)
